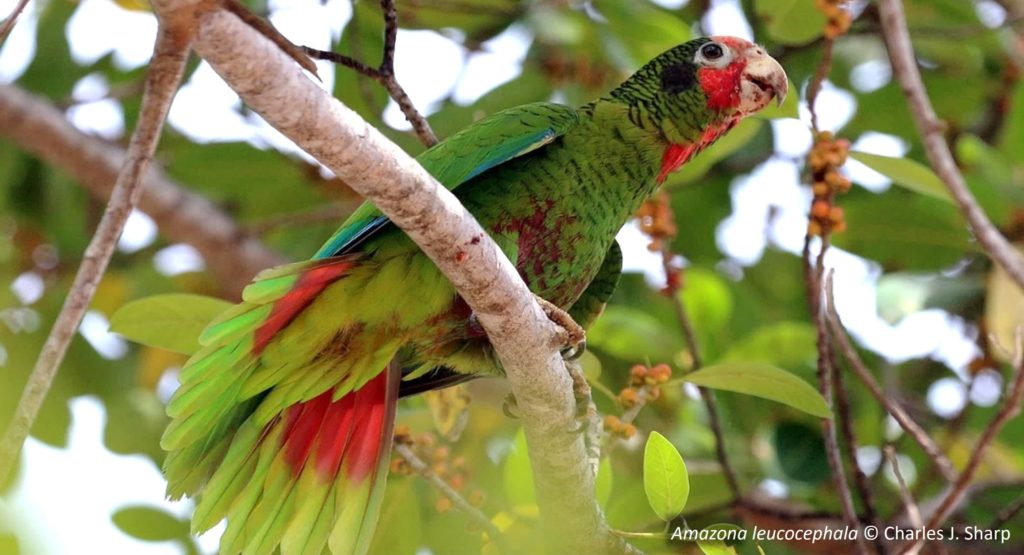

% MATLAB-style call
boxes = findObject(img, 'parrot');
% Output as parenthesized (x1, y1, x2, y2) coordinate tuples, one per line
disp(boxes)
(160, 35, 787, 555)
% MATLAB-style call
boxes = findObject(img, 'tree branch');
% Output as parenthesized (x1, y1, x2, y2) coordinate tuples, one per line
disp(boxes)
(304, 0, 438, 147)
(899, 349, 1024, 554)
(172, 5, 635, 553)
(824, 274, 958, 482)
(878, 0, 1024, 292)
(393, 443, 505, 546)
(0, 83, 285, 296)
(0, 0, 30, 44)
(0, 24, 191, 482)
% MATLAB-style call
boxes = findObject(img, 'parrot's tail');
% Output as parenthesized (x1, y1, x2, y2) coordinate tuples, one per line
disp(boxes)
(161, 254, 403, 555)
(189, 368, 399, 555)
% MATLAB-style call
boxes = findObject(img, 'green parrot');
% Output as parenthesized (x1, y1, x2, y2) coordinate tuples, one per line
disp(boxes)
(162, 36, 786, 555)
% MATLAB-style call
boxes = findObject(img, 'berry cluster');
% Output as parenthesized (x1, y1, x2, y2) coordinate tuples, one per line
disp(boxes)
(603, 415, 637, 439)
(392, 426, 485, 512)
(604, 364, 674, 440)
(815, 0, 852, 39)
(807, 131, 852, 237)
(636, 191, 677, 253)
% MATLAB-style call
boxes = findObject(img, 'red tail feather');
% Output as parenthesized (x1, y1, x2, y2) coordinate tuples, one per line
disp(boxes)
(281, 371, 393, 482)
(254, 260, 357, 354)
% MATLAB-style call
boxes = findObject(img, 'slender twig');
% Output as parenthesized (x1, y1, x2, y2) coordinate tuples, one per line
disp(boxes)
(812, 287, 867, 555)
(805, 38, 834, 134)
(0, 26, 190, 482)
(898, 352, 1024, 554)
(0, 0, 31, 44)
(669, 288, 741, 499)
(221, 0, 318, 76)
(393, 443, 505, 545)
(878, 0, 1024, 292)
(834, 361, 882, 547)
(885, 445, 924, 532)
(647, 201, 741, 499)
(304, 0, 438, 147)
(989, 491, 1024, 529)
(823, 276, 958, 483)
(824, 274, 958, 482)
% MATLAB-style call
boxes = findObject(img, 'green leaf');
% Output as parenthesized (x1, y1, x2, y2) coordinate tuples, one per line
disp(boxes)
(111, 505, 189, 542)
(697, 523, 743, 555)
(678, 268, 734, 334)
(502, 428, 535, 506)
(719, 322, 817, 371)
(832, 187, 973, 271)
(756, 0, 827, 46)
(684, 362, 833, 419)
(110, 294, 233, 355)
(849, 151, 953, 204)
(596, 457, 613, 508)
(643, 431, 689, 522)
(588, 306, 682, 362)
(774, 421, 830, 485)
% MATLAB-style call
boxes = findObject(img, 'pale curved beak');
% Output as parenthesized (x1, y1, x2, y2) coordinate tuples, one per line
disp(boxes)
(739, 46, 788, 111)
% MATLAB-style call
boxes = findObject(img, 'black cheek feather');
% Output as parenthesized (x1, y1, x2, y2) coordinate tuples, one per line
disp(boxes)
(660, 63, 696, 95)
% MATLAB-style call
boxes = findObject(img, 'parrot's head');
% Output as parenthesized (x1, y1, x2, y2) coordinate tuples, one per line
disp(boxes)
(610, 35, 787, 145)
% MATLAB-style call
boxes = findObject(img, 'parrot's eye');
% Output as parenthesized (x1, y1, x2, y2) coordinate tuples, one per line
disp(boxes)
(701, 43, 723, 60)
(694, 41, 733, 69)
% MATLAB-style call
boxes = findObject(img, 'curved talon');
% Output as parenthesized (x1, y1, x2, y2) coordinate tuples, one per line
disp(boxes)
(502, 393, 519, 420)
(561, 339, 587, 361)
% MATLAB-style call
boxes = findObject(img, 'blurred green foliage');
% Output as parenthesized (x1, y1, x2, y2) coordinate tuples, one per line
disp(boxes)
(3, 0, 1024, 554)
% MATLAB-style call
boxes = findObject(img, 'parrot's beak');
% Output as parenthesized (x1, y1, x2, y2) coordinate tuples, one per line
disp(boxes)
(738, 46, 788, 113)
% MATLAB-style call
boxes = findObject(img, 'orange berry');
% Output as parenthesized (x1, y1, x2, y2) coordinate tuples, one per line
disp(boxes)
(622, 423, 638, 439)
(828, 206, 845, 223)
(619, 387, 639, 408)
(436, 497, 453, 513)
(652, 363, 672, 382)
(469, 489, 486, 507)
(604, 415, 622, 431)
(811, 200, 831, 219)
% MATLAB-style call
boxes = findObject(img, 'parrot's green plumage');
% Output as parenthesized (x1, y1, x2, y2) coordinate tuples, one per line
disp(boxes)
(163, 36, 786, 555)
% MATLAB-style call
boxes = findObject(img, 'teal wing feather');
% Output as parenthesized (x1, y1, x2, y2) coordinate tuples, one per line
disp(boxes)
(314, 102, 580, 259)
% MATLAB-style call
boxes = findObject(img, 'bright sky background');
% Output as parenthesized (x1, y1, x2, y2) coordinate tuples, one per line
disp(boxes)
(0, 0, 1005, 553)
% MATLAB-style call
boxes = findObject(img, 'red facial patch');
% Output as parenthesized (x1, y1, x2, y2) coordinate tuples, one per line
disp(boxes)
(697, 60, 746, 111)
(252, 259, 356, 355)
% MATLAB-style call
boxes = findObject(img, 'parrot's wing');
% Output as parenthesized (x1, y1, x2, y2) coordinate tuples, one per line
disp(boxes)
(314, 102, 580, 258)
(397, 241, 623, 398)
(568, 240, 622, 328)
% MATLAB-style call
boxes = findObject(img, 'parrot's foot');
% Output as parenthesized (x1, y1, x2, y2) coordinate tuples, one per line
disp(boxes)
(502, 393, 520, 419)
(532, 294, 586, 359)
(566, 360, 602, 472)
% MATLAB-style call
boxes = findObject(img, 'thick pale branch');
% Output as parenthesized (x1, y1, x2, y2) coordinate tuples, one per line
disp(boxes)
(0, 83, 285, 296)
(179, 6, 633, 553)
(879, 0, 1024, 291)
(0, 26, 190, 482)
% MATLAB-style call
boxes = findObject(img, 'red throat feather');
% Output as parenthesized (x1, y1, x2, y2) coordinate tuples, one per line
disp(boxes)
(657, 120, 739, 184)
